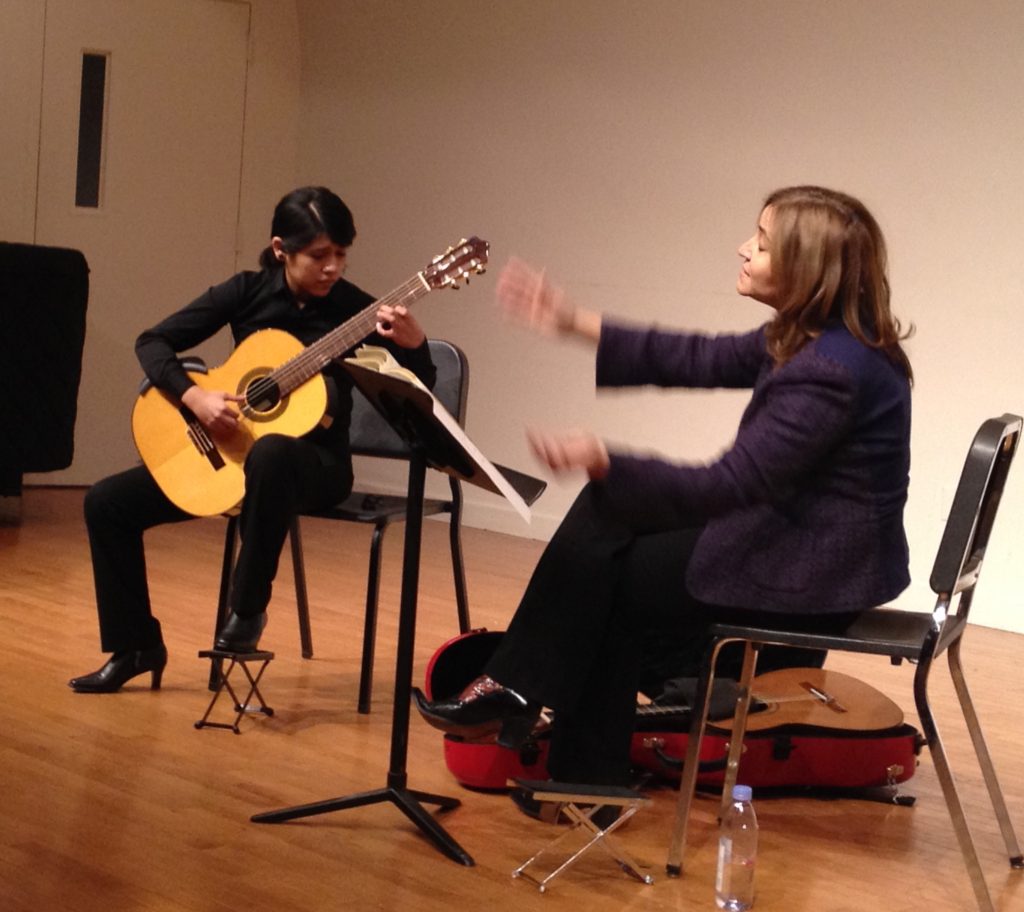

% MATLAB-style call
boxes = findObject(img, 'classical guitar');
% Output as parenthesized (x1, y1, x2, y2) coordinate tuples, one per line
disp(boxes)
(632, 668, 915, 789)
(714, 667, 905, 731)
(131, 237, 489, 518)
(637, 667, 905, 733)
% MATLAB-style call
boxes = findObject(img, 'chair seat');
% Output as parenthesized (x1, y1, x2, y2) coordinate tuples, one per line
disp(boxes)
(710, 607, 955, 661)
(307, 491, 454, 524)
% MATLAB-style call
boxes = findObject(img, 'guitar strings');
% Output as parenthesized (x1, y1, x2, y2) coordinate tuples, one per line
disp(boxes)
(241, 274, 427, 411)
(244, 275, 422, 400)
(240, 239, 481, 410)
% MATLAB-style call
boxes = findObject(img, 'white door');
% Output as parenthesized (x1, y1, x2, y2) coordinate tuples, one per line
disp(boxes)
(30, 0, 250, 484)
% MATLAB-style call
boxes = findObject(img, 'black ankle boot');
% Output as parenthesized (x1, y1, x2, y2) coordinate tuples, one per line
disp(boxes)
(411, 676, 542, 748)
(69, 645, 167, 693)
(214, 611, 267, 653)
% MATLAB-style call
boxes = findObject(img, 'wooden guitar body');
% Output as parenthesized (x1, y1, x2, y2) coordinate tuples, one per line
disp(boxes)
(131, 329, 327, 517)
(713, 667, 905, 733)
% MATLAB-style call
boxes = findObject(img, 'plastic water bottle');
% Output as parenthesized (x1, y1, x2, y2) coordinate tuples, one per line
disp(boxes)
(715, 784, 758, 910)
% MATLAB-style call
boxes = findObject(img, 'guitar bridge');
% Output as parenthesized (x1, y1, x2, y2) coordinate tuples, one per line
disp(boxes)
(182, 408, 226, 470)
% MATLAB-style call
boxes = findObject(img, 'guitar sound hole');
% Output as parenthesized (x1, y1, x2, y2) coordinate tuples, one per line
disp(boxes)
(245, 377, 281, 414)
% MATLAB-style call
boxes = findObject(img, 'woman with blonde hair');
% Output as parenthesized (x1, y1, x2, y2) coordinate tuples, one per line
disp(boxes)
(415, 186, 913, 793)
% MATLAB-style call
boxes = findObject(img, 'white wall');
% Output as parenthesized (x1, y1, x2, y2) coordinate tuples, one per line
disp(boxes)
(294, 0, 1024, 632)
(0, 0, 45, 241)
(2, 0, 302, 484)
(1, 0, 301, 257)
(233, 0, 303, 268)
(5, 0, 1021, 632)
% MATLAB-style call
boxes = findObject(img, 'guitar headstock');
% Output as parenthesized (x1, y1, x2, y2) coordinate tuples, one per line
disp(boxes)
(422, 236, 489, 290)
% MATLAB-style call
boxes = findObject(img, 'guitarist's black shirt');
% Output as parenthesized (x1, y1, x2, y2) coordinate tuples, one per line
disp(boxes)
(135, 266, 436, 459)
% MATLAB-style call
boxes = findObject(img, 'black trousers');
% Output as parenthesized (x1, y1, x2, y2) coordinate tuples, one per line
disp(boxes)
(485, 483, 839, 786)
(83, 434, 352, 653)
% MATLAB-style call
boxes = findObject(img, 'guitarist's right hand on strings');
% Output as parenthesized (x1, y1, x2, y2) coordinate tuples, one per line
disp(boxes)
(180, 385, 245, 435)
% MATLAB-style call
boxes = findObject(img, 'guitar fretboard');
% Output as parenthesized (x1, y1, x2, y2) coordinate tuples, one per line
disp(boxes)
(242, 272, 430, 412)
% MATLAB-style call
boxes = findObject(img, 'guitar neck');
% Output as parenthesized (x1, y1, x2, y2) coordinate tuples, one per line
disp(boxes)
(268, 271, 432, 397)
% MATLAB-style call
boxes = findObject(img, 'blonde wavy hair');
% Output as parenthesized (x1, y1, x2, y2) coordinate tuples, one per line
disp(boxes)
(763, 186, 913, 381)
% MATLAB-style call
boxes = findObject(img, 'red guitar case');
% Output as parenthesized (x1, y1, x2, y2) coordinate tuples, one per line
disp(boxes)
(423, 629, 923, 793)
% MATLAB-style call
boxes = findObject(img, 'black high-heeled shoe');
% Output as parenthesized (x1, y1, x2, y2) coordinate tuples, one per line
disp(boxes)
(69, 645, 167, 693)
(411, 675, 542, 749)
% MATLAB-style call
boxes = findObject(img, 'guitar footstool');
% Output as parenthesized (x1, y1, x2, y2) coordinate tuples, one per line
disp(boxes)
(510, 779, 654, 892)
(196, 649, 275, 734)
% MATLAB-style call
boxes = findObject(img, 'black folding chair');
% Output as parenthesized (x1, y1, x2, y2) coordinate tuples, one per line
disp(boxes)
(666, 413, 1024, 912)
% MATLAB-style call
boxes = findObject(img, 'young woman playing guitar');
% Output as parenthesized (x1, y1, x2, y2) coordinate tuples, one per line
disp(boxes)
(71, 187, 434, 693)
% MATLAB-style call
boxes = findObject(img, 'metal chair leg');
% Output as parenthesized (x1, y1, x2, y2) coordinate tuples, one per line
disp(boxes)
(289, 517, 314, 659)
(447, 477, 471, 633)
(913, 657, 996, 912)
(210, 516, 239, 691)
(718, 642, 760, 820)
(667, 642, 724, 875)
(357, 521, 387, 714)
(947, 639, 1023, 866)
(216, 516, 238, 634)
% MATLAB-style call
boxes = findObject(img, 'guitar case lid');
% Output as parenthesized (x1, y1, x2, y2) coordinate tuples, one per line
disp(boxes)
(424, 628, 503, 702)
(423, 630, 744, 722)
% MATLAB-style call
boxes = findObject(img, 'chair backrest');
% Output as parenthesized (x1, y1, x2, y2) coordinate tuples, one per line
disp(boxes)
(929, 413, 1022, 608)
(349, 338, 469, 459)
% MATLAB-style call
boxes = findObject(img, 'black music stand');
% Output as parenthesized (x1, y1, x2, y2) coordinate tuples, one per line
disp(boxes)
(251, 365, 545, 866)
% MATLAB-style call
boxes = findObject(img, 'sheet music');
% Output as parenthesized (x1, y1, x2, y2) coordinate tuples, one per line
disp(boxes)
(344, 361, 533, 522)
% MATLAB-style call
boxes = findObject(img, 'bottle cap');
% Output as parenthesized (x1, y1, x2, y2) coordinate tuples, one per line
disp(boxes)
(732, 784, 753, 802)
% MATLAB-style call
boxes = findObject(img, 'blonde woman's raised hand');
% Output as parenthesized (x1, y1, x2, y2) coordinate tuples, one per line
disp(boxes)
(496, 257, 576, 336)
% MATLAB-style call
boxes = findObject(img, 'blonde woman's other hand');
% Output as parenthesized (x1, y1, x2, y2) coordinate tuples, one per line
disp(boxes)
(527, 428, 610, 480)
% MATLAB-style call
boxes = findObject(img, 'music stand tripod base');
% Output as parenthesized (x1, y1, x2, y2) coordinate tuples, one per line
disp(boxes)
(247, 445, 473, 866)
(196, 648, 275, 734)
(249, 358, 544, 866)
(250, 780, 471, 866)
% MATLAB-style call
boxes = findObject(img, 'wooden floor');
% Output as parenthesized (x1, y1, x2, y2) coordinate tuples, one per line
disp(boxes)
(1, 487, 1022, 912)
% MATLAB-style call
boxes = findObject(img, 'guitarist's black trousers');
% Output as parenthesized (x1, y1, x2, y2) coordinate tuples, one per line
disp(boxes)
(83, 434, 352, 653)
(485, 483, 855, 786)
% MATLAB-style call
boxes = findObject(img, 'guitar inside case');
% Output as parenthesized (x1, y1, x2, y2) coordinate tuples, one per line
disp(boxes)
(423, 629, 923, 796)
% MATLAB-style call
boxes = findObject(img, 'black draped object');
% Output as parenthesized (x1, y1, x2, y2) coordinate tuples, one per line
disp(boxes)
(0, 242, 89, 496)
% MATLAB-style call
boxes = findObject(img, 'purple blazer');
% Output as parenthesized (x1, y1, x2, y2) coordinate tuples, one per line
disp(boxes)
(596, 319, 911, 614)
